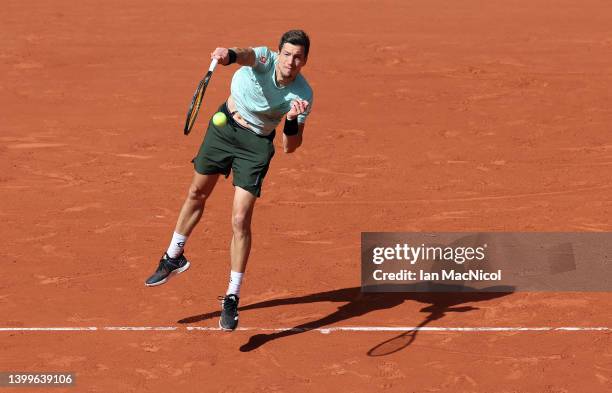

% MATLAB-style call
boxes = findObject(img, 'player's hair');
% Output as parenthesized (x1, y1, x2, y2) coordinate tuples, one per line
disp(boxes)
(279, 30, 310, 58)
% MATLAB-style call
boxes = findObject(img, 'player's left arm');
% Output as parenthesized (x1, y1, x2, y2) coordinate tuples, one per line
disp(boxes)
(283, 123, 305, 153)
(283, 99, 309, 153)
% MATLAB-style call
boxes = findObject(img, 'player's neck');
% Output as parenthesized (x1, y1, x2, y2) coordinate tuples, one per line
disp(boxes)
(275, 66, 297, 86)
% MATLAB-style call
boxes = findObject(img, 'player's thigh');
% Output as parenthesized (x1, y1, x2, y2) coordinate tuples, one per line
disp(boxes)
(232, 130, 275, 198)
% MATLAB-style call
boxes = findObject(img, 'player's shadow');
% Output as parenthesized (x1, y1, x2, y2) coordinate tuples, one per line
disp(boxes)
(178, 283, 514, 354)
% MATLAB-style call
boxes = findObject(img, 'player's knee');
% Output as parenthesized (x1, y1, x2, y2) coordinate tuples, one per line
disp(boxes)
(232, 213, 251, 235)
(187, 184, 210, 201)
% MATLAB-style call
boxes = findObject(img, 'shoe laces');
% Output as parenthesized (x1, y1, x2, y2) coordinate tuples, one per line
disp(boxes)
(218, 295, 238, 312)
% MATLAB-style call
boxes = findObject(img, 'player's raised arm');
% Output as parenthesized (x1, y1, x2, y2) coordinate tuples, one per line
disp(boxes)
(210, 47, 255, 66)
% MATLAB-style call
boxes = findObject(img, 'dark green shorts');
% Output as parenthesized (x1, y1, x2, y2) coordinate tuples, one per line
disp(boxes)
(192, 103, 276, 197)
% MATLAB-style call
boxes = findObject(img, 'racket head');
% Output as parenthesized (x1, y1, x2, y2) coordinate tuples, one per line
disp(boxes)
(184, 74, 210, 135)
(183, 59, 219, 135)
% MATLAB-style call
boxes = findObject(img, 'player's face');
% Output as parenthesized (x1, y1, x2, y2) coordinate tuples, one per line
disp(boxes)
(277, 43, 307, 80)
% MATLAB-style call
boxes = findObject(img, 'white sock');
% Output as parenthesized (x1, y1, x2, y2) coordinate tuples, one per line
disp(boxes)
(226, 271, 244, 296)
(166, 232, 188, 258)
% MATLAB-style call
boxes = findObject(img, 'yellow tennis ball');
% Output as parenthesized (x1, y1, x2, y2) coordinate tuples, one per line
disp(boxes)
(212, 112, 227, 127)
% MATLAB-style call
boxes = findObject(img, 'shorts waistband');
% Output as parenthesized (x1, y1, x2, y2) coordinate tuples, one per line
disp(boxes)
(222, 102, 275, 141)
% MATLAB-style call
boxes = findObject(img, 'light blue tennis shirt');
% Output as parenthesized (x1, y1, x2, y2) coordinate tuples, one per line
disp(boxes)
(230, 46, 313, 136)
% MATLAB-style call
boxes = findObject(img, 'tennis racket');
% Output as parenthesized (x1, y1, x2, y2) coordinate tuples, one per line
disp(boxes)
(184, 58, 219, 135)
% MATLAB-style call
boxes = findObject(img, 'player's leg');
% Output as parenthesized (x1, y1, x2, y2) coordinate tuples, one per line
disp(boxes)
(230, 186, 256, 274)
(166, 171, 220, 259)
(219, 186, 256, 330)
(219, 129, 274, 330)
(145, 172, 219, 287)
(174, 172, 220, 237)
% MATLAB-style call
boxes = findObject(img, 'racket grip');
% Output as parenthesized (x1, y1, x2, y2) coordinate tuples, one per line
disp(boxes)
(209, 58, 218, 72)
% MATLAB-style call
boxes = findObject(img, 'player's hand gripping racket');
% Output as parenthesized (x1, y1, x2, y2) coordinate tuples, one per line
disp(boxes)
(184, 58, 218, 135)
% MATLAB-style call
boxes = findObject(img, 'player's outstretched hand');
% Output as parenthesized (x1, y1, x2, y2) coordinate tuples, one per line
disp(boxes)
(211, 48, 230, 65)
(287, 99, 309, 121)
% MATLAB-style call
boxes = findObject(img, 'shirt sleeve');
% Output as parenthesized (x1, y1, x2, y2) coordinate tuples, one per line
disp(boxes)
(252, 46, 274, 73)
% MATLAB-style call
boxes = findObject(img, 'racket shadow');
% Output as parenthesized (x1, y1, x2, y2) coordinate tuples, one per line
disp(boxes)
(178, 283, 514, 354)
(367, 304, 477, 356)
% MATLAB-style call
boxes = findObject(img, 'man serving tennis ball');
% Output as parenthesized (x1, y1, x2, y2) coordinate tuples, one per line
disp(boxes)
(145, 30, 313, 331)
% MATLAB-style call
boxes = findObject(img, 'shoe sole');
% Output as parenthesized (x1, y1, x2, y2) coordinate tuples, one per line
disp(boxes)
(144, 261, 191, 287)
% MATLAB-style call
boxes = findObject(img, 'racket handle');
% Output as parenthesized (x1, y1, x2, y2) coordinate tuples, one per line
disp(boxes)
(209, 58, 218, 72)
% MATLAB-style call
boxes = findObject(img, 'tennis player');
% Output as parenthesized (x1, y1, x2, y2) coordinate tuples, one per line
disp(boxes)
(145, 30, 313, 331)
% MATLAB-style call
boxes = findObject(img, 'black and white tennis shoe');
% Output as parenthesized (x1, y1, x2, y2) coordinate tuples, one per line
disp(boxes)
(145, 253, 190, 287)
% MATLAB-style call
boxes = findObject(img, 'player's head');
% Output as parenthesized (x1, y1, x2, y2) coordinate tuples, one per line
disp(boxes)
(279, 30, 310, 59)
(277, 30, 310, 80)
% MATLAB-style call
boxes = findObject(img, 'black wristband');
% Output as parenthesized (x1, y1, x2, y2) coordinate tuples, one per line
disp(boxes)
(227, 49, 237, 65)
(283, 117, 299, 136)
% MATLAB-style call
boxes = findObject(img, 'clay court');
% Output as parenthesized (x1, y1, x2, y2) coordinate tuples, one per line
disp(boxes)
(1, 0, 611, 391)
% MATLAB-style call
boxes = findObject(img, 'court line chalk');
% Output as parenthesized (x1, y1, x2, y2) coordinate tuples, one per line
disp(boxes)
(0, 326, 609, 333)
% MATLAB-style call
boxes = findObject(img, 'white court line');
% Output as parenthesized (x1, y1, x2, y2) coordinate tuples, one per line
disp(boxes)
(0, 327, 99, 331)
(0, 326, 609, 333)
(187, 326, 612, 333)
(103, 327, 177, 331)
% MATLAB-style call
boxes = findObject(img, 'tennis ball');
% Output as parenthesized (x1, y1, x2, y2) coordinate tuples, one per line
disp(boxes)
(212, 112, 227, 127)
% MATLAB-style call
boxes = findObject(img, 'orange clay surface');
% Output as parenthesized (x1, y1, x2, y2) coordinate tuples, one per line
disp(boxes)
(1, 0, 611, 392)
